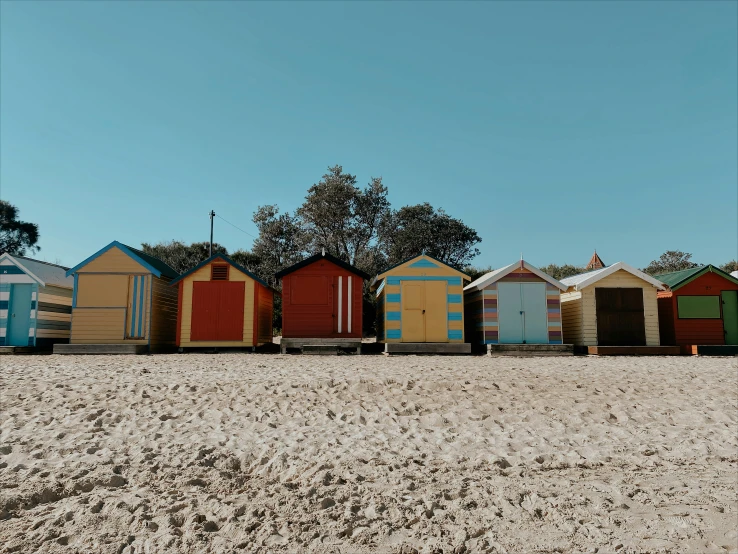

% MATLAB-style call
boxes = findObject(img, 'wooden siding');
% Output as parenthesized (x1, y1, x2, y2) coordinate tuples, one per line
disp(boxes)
(376, 255, 465, 343)
(36, 284, 73, 341)
(149, 276, 177, 348)
(257, 286, 274, 345)
(578, 269, 660, 346)
(657, 293, 676, 346)
(659, 272, 738, 346)
(70, 308, 147, 344)
(77, 246, 148, 274)
(560, 291, 583, 345)
(178, 261, 255, 347)
(76, 274, 131, 307)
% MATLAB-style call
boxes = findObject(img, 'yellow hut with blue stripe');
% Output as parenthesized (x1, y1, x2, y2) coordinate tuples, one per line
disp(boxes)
(371, 255, 471, 353)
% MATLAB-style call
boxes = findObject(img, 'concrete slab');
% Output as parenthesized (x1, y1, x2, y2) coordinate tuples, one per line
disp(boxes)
(384, 343, 471, 355)
(487, 344, 574, 357)
(53, 344, 149, 355)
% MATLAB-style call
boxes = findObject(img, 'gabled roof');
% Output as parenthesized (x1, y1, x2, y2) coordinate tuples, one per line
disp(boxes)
(275, 252, 370, 280)
(585, 251, 606, 271)
(464, 260, 567, 292)
(65, 241, 179, 279)
(560, 262, 666, 291)
(0, 253, 73, 288)
(655, 265, 738, 290)
(371, 254, 470, 289)
(170, 253, 277, 292)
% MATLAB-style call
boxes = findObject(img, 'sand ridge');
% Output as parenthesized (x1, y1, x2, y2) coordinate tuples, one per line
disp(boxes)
(0, 355, 736, 553)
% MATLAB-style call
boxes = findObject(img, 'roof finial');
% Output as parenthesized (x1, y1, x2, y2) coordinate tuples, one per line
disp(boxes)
(321, 247, 325, 256)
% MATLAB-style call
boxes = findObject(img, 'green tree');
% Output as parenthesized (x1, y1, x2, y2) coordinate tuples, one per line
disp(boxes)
(643, 251, 699, 276)
(0, 201, 40, 255)
(720, 260, 738, 273)
(379, 203, 481, 268)
(140, 240, 227, 275)
(463, 265, 493, 282)
(250, 205, 306, 287)
(296, 165, 390, 275)
(539, 264, 586, 280)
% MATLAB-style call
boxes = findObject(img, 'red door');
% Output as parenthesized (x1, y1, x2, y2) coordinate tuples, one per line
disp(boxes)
(191, 281, 245, 341)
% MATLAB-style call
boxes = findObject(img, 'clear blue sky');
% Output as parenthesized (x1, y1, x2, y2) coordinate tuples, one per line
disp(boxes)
(1, 1, 736, 270)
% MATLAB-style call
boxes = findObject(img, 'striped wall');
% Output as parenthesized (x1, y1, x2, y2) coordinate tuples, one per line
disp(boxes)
(463, 268, 563, 345)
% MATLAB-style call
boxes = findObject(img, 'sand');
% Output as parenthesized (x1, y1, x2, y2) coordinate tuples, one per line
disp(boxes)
(0, 354, 736, 554)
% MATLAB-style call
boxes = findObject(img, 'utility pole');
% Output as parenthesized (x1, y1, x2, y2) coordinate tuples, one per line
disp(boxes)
(209, 210, 215, 257)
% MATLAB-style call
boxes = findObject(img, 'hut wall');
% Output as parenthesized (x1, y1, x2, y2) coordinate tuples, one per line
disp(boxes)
(257, 285, 274, 345)
(36, 284, 73, 346)
(150, 276, 178, 349)
(560, 291, 584, 345)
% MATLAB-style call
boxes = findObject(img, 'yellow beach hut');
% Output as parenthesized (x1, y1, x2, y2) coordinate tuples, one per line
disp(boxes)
(371, 254, 470, 353)
(55, 241, 179, 354)
(559, 260, 677, 355)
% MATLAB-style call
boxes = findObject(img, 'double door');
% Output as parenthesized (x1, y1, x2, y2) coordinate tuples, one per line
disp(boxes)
(191, 281, 245, 341)
(401, 281, 447, 342)
(595, 287, 646, 346)
(497, 282, 548, 344)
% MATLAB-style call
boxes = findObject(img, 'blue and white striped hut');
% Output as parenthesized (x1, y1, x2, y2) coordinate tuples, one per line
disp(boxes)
(0, 253, 74, 348)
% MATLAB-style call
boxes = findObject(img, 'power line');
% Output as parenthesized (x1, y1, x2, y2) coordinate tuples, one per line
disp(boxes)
(215, 213, 259, 241)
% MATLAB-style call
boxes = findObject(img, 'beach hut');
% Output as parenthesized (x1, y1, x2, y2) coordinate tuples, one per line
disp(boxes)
(371, 254, 470, 353)
(171, 254, 276, 350)
(463, 259, 570, 355)
(0, 253, 73, 350)
(56, 241, 179, 354)
(655, 265, 738, 355)
(275, 252, 369, 354)
(559, 260, 676, 354)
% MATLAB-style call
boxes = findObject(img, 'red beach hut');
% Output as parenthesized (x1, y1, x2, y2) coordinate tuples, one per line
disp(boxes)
(275, 252, 369, 353)
(656, 265, 738, 355)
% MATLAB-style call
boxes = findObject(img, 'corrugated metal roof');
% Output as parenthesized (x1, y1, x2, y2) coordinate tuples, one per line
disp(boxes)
(464, 260, 567, 291)
(560, 262, 665, 291)
(122, 244, 179, 279)
(653, 267, 703, 288)
(559, 266, 610, 288)
(732, 271, 738, 278)
(2, 254, 73, 288)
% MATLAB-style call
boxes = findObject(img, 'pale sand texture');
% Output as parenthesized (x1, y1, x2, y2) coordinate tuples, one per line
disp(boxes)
(0, 355, 736, 554)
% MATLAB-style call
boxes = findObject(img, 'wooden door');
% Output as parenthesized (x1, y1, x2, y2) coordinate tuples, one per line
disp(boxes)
(7, 284, 32, 346)
(497, 282, 523, 343)
(722, 291, 738, 345)
(191, 281, 245, 341)
(424, 281, 448, 342)
(521, 283, 548, 343)
(595, 288, 646, 346)
(401, 282, 424, 342)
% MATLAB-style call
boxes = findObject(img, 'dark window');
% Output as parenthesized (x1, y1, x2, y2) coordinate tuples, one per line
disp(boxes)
(211, 265, 229, 281)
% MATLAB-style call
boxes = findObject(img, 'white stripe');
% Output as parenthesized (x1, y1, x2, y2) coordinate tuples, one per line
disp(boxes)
(29, 328, 35, 337)
(348, 276, 352, 333)
(0, 310, 7, 319)
(338, 276, 343, 333)
(30, 310, 36, 319)
(32, 291, 37, 300)
(0, 292, 8, 301)
(0, 328, 5, 337)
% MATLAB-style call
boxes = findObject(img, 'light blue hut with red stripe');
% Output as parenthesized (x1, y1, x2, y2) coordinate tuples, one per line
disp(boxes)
(463, 259, 567, 347)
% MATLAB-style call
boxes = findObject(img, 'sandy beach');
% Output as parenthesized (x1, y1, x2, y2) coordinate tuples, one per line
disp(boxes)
(0, 354, 736, 553)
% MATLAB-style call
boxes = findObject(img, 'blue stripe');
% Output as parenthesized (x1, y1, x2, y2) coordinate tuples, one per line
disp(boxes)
(386, 276, 462, 285)
(409, 259, 440, 268)
(30, 300, 36, 310)
(448, 330, 463, 340)
(0, 301, 7, 309)
(387, 329, 401, 339)
(72, 275, 78, 308)
(137, 276, 145, 337)
(0, 266, 25, 275)
(130, 276, 138, 337)
(387, 311, 401, 321)
(386, 294, 401, 303)
(448, 312, 462, 321)
(448, 294, 462, 303)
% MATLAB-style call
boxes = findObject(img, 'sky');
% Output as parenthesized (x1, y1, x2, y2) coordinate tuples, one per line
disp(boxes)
(1, 1, 736, 270)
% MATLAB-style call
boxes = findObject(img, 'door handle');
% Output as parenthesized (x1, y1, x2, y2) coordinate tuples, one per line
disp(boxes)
(422, 310, 425, 314)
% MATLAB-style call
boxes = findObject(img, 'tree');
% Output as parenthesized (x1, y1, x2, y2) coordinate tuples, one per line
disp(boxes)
(379, 203, 481, 268)
(250, 205, 306, 287)
(0, 201, 40, 255)
(720, 260, 738, 273)
(140, 240, 228, 275)
(463, 265, 493, 282)
(296, 165, 390, 274)
(643, 251, 699, 276)
(539, 264, 586, 280)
